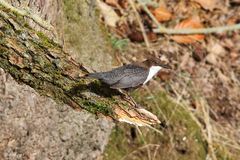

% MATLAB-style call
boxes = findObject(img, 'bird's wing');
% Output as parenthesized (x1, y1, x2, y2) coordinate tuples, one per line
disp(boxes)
(87, 65, 147, 87)
(110, 71, 148, 89)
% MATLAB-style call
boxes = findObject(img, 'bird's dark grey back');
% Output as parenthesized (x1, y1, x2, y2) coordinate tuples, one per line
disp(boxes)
(88, 64, 148, 87)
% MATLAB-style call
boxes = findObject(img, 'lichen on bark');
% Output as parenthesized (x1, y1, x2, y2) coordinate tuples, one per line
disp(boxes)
(0, 6, 124, 118)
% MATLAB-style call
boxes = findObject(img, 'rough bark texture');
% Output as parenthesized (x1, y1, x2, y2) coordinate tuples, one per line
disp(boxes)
(0, 0, 118, 159)
(0, 69, 113, 160)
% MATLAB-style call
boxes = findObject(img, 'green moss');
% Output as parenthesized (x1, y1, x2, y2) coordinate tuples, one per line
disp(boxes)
(0, 57, 21, 80)
(82, 100, 113, 115)
(0, 6, 30, 31)
(36, 31, 60, 48)
(1, 24, 14, 36)
(1, 4, 121, 124)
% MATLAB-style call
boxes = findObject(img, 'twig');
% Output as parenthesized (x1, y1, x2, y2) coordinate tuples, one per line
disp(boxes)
(213, 137, 240, 151)
(138, 0, 159, 7)
(200, 99, 217, 160)
(146, 124, 163, 135)
(167, 83, 186, 124)
(120, 144, 160, 160)
(128, 0, 150, 48)
(137, 0, 164, 30)
(143, 85, 168, 122)
(153, 24, 240, 34)
(137, 0, 240, 35)
(0, 0, 54, 31)
(152, 145, 160, 160)
(168, 78, 217, 160)
(136, 127, 151, 160)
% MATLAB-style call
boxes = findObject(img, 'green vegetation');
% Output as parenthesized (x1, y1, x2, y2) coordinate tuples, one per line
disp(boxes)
(104, 86, 236, 159)
(111, 36, 129, 51)
(104, 89, 208, 160)
(36, 31, 60, 48)
(82, 100, 113, 115)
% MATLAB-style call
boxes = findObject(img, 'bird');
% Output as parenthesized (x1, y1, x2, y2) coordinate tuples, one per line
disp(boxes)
(87, 59, 170, 90)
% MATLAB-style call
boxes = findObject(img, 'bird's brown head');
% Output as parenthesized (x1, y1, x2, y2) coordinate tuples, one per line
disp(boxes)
(138, 58, 172, 81)
(140, 59, 171, 70)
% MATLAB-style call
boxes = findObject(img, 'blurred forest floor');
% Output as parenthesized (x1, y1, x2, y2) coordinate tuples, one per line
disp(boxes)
(100, 0, 240, 159)
(0, 0, 239, 159)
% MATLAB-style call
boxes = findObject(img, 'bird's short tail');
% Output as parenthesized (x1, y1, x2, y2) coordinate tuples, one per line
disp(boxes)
(85, 72, 103, 79)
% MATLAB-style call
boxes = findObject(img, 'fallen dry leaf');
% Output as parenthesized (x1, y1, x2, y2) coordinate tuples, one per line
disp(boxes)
(119, 0, 128, 9)
(128, 26, 158, 43)
(128, 29, 144, 42)
(147, 32, 158, 42)
(128, 31, 158, 42)
(192, 43, 207, 62)
(230, 52, 238, 60)
(205, 53, 218, 65)
(97, 0, 120, 27)
(208, 42, 226, 56)
(151, 5, 172, 22)
(105, 0, 118, 7)
(171, 16, 205, 44)
(205, 42, 226, 65)
(227, 16, 239, 25)
(192, 0, 217, 11)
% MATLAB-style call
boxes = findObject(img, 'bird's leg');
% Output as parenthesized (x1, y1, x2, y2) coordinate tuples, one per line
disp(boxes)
(117, 89, 138, 108)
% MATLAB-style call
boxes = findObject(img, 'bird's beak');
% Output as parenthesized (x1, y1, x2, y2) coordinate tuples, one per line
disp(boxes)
(160, 64, 172, 71)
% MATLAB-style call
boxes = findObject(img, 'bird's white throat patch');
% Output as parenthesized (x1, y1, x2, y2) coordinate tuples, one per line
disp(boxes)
(143, 66, 162, 84)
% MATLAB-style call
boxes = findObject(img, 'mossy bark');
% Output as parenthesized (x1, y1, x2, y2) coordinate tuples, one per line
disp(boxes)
(0, 6, 129, 119)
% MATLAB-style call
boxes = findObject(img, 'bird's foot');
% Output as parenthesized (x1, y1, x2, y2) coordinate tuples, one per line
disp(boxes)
(117, 89, 139, 109)
(121, 94, 138, 110)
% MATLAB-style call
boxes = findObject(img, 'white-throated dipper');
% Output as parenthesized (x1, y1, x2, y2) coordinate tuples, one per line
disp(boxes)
(87, 59, 169, 89)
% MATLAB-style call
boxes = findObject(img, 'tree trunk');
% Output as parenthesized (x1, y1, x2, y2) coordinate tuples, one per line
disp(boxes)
(0, 0, 134, 159)
(1, 1, 117, 117)
(0, 0, 160, 159)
